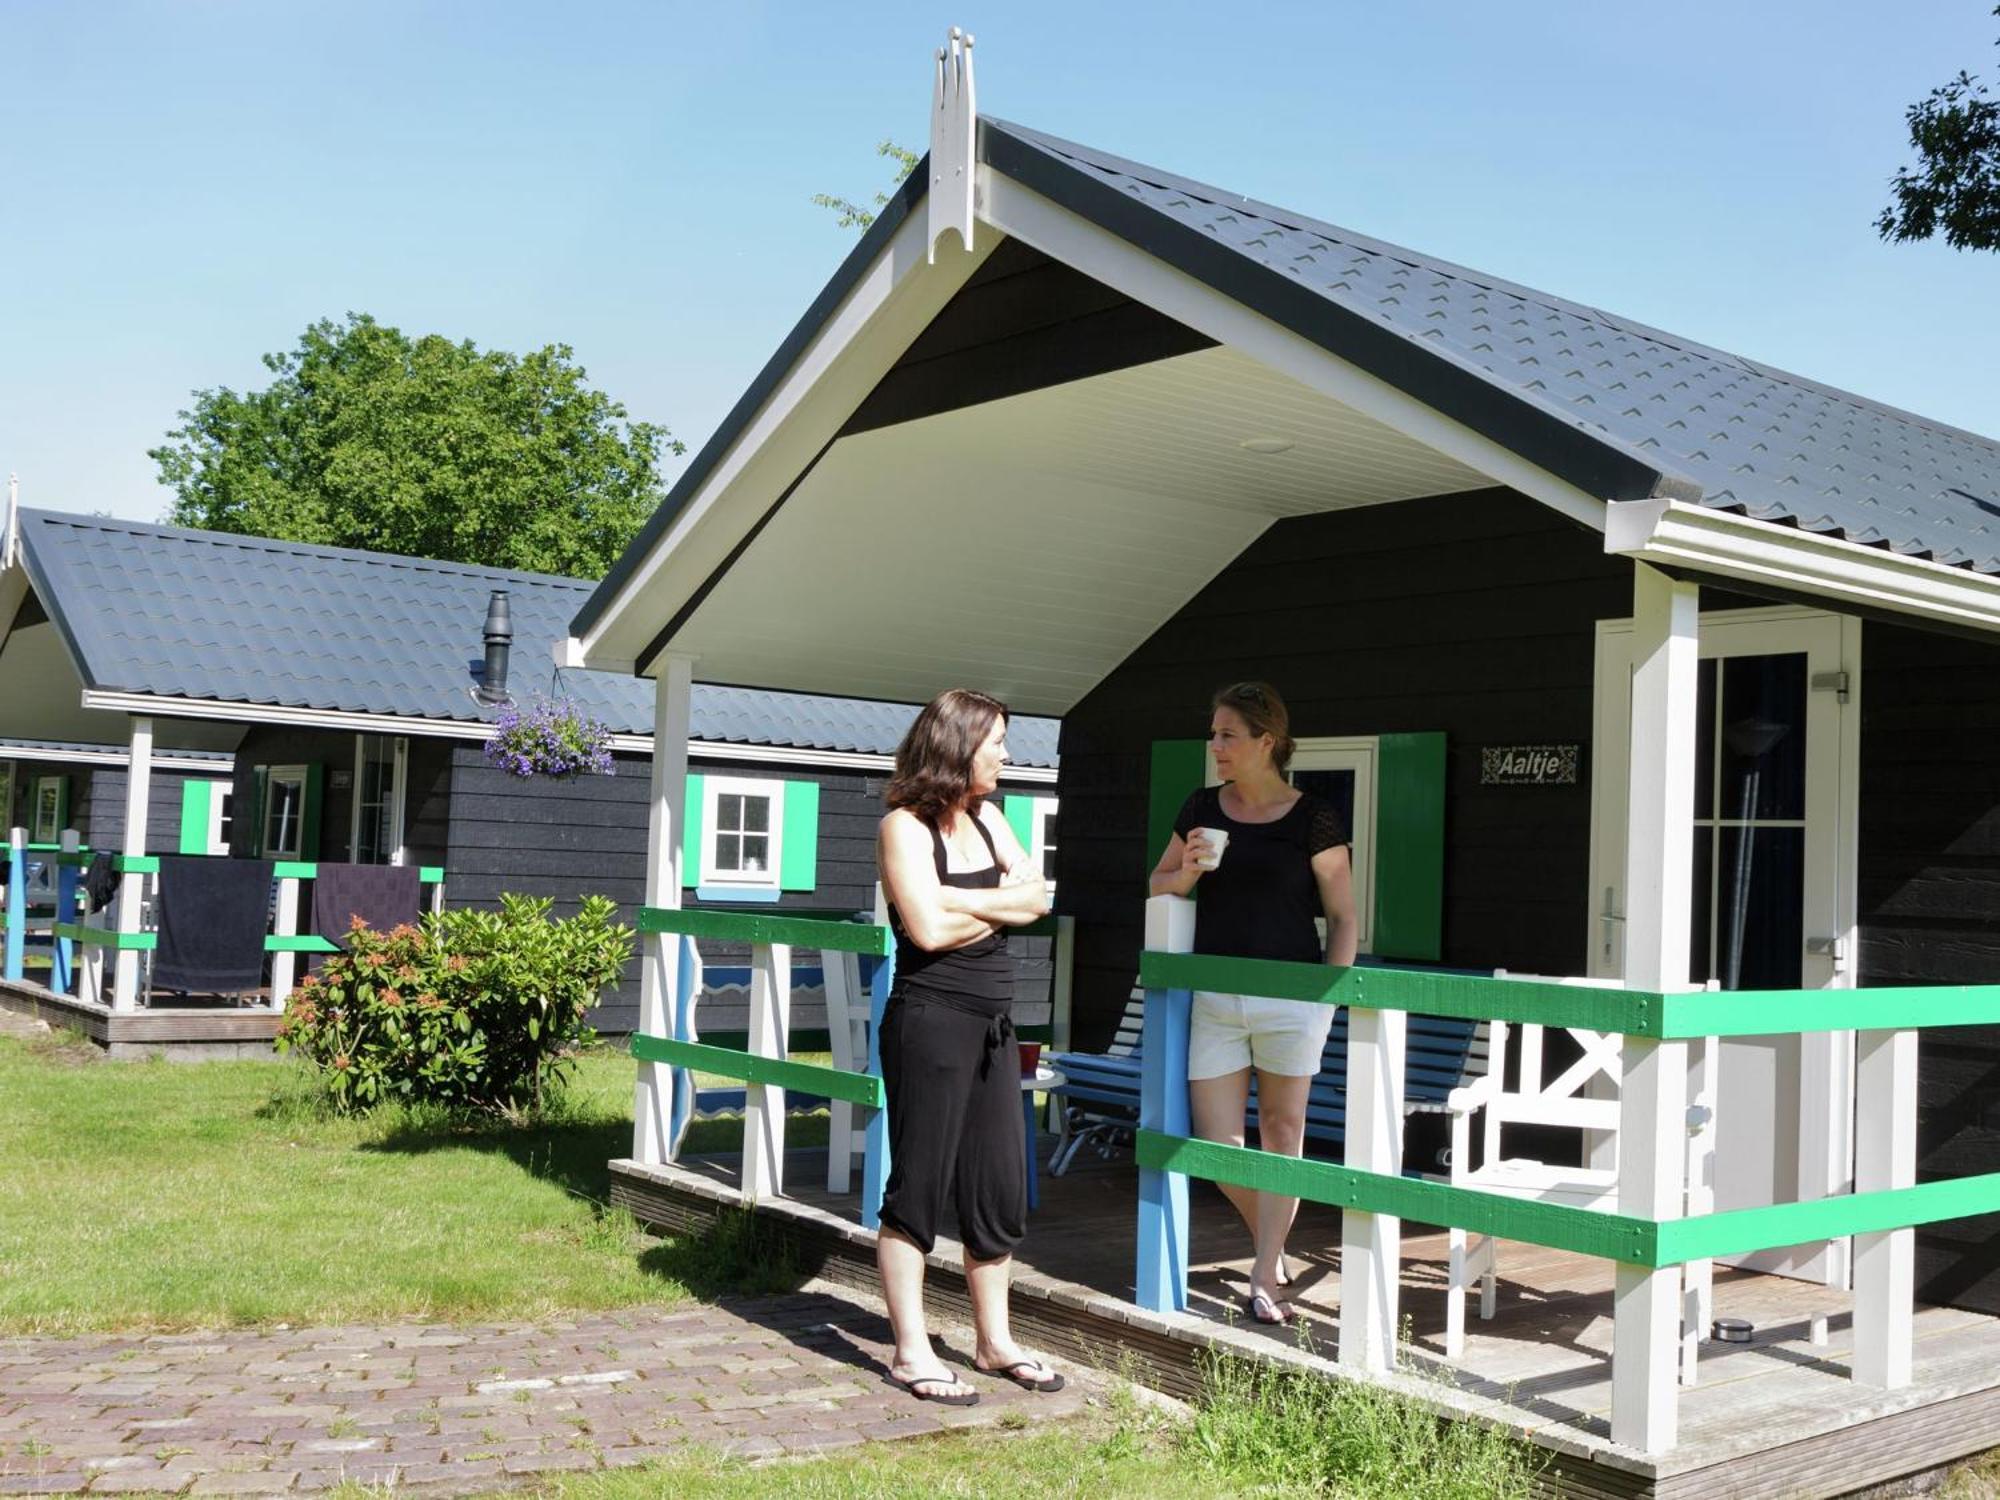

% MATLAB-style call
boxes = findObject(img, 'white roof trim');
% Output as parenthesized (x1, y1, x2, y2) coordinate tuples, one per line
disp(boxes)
(74, 689, 1058, 781)
(574, 203, 1001, 670)
(0, 743, 228, 772)
(1605, 497, 2000, 634)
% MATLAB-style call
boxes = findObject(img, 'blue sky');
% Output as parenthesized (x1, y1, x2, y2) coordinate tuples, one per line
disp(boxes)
(4, 2, 1996, 528)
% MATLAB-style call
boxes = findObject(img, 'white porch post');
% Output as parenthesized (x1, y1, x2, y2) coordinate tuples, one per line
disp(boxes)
(633, 654, 694, 1165)
(112, 716, 153, 1012)
(1852, 1026, 1917, 1387)
(1613, 564, 1696, 1453)
(741, 941, 793, 1202)
(1340, 999, 1407, 1373)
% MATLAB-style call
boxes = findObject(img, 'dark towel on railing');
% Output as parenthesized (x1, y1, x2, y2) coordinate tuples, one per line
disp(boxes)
(83, 851, 116, 912)
(152, 856, 274, 995)
(311, 862, 423, 953)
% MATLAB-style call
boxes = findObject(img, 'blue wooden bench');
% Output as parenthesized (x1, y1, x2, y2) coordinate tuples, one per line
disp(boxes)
(1049, 967, 1488, 1175)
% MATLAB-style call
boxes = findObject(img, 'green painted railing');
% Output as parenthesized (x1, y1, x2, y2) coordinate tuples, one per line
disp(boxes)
(637, 905, 890, 955)
(1135, 948, 2000, 1293)
(631, 1032, 885, 1108)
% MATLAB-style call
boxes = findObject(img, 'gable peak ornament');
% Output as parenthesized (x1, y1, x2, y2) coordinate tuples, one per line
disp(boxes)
(928, 27, 976, 263)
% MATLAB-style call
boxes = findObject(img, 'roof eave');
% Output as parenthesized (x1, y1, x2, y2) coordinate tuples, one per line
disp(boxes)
(1606, 497, 2000, 635)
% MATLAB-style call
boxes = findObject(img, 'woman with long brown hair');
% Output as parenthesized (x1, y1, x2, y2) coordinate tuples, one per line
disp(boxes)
(874, 688, 1063, 1404)
(1148, 681, 1356, 1325)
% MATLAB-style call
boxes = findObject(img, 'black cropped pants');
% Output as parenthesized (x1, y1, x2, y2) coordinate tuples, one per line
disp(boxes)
(877, 991, 1026, 1262)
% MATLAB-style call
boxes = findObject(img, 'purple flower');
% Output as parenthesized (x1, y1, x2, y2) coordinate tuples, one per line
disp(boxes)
(483, 698, 616, 779)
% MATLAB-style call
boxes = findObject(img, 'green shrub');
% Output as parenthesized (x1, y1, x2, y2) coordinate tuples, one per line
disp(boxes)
(275, 893, 633, 1115)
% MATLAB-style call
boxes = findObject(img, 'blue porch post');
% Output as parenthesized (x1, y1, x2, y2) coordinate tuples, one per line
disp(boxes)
(861, 944, 895, 1230)
(1136, 895, 1196, 1313)
(667, 934, 701, 1154)
(52, 830, 79, 994)
(3, 828, 23, 983)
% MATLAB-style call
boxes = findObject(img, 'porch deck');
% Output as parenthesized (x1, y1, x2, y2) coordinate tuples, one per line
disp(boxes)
(0, 977, 282, 1057)
(609, 1138, 2000, 1500)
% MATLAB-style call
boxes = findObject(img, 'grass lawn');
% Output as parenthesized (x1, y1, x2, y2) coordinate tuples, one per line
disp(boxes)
(0, 1030, 805, 1334)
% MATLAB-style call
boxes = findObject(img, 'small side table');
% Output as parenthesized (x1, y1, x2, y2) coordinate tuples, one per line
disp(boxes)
(1021, 1065, 1066, 1212)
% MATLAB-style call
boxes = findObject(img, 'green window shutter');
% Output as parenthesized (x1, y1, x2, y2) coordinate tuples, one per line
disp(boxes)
(249, 768, 269, 857)
(681, 773, 704, 888)
(1374, 732, 1446, 962)
(1148, 739, 1209, 878)
(300, 764, 324, 861)
(178, 780, 212, 855)
(1002, 794, 1036, 850)
(779, 779, 820, 891)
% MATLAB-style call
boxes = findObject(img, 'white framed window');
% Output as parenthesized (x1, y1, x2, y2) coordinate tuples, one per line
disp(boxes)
(1031, 798, 1059, 884)
(201, 779, 234, 857)
(700, 775, 783, 889)
(350, 734, 408, 865)
(263, 765, 310, 860)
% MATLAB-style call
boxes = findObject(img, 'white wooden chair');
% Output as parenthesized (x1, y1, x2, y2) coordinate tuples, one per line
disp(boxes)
(1442, 972, 1718, 1371)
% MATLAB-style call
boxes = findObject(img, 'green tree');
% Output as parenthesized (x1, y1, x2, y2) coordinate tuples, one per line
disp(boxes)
(1878, 7, 2000, 251)
(813, 140, 922, 230)
(151, 314, 682, 577)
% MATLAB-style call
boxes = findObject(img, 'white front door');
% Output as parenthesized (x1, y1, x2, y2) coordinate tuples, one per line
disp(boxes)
(1591, 605, 1861, 1283)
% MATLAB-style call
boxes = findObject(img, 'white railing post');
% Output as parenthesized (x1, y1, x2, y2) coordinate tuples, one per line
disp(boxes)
(52, 829, 80, 994)
(270, 872, 300, 1010)
(1853, 1026, 1918, 1388)
(824, 948, 862, 1194)
(1612, 564, 1698, 1454)
(742, 940, 792, 1202)
(112, 716, 153, 1012)
(633, 655, 694, 1165)
(1050, 914, 1076, 1133)
(1340, 992, 1406, 1373)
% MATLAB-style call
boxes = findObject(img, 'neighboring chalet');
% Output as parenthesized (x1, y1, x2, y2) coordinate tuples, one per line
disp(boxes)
(0, 508, 1058, 1033)
(1, 738, 236, 857)
(560, 49, 2000, 1488)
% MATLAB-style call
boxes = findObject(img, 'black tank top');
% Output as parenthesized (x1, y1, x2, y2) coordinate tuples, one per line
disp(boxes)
(888, 810, 1013, 1017)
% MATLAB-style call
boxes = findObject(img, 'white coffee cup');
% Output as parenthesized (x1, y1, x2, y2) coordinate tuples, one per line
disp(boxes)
(1192, 826, 1230, 870)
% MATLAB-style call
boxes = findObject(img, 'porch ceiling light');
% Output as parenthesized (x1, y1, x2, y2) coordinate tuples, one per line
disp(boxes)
(1238, 436, 1295, 454)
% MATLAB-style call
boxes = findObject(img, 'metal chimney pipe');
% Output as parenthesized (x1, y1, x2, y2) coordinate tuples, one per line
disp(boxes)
(481, 589, 512, 701)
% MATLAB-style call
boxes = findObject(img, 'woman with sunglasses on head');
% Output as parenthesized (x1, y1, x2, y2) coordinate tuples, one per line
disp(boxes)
(873, 688, 1064, 1405)
(1148, 681, 1356, 1325)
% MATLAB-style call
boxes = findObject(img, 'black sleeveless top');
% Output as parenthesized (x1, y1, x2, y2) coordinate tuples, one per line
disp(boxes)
(888, 810, 1013, 1018)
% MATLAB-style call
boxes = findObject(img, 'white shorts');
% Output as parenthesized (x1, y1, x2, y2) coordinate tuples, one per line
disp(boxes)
(1186, 991, 1336, 1080)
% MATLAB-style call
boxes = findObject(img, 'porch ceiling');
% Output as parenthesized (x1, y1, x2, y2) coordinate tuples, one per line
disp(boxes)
(0, 613, 241, 753)
(671, 346, 1492, 716)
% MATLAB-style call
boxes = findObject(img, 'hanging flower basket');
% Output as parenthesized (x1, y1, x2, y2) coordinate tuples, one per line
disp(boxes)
(484, 699, 615, 779)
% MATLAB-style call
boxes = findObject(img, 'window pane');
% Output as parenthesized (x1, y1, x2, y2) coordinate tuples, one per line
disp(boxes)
(1289, 768, 1355, 834)
(717, 794, 743, 833)
(1694, 658, 1717, 819)
(1042, 849, 1057, 880)
(714, 833, 741, 870)
(1689, 825, 1714, 985)
(1715, 826, 1804, 990)
(742, 796, 770, 834)
(1718, 654, 1806, 821)
(741, 836, 769, 872)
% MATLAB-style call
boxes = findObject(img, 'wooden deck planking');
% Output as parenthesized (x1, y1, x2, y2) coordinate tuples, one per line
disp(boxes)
(638, 1135, 2000, 1497)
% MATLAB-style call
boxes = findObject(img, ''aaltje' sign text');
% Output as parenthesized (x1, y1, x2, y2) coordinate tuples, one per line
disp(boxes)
(1480, 744, 1580, 786)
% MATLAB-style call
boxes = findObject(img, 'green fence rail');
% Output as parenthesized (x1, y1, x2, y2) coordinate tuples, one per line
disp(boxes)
(631, 1032, 885, 1108)
(637, 905, 891, 956)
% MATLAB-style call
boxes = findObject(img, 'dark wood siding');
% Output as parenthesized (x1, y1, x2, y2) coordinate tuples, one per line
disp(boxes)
(1858, 622, 2000, 1314)
(229, 728, 354, 859)
(1054, 487, 1630, 1050)
(444, 746, 1054, 1036)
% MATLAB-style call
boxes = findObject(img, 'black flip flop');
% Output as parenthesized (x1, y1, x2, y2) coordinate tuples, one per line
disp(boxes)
(888, 1370, 980, 1406)
(1245, 1291, 1295, 1326)
(977, 1359, 1066, 1393)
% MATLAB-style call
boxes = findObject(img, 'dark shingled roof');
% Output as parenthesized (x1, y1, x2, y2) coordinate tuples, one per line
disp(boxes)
(986, 119, 2000, 571)
(13, 511, 1059, 766)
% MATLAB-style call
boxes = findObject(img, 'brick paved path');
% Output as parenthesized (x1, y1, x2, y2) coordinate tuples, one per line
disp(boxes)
(0, 1293, 1087, 1495)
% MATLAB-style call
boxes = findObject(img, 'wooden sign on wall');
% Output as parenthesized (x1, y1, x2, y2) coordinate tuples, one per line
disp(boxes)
(1480, 744, 1580, 785)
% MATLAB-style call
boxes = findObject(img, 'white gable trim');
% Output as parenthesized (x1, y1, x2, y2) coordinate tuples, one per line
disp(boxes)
(1606, 497, 2000, 635)
(977, 169, 1610, 534)
(574, 206, 1001, 671)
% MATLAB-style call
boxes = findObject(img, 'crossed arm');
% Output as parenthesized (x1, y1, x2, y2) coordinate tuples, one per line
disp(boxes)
(879, 803, 1051, 953)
